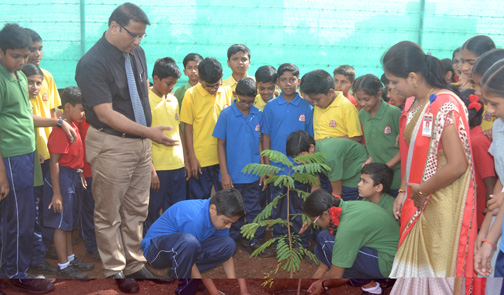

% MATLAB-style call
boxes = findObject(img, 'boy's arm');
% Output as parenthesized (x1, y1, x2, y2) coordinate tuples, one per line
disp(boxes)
(324, 265, 346, 278)
(222, 257, 237, 278)
(151, 163, 160, 191)
(0, 150, 9, 202)
(330, 180, 342, 196)
(483, 176, 498, 213)
(262, 134, 271, 166)
(217, 139, 233, 189)
(180, 124, 192, 181)
(48, 154, 63, 214)
(386, 151, 401, 168)
(185, 124, 201, 179)
(33, 114, 77, 144)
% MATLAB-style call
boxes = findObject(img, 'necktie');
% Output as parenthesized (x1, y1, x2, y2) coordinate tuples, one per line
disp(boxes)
(124, 53, 147, 126)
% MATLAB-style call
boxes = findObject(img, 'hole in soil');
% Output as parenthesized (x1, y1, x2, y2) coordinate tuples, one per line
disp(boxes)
(273, 290, 308, 295)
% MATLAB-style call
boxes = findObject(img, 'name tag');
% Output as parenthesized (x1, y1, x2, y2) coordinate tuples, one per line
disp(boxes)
(422, 113, 433, 137)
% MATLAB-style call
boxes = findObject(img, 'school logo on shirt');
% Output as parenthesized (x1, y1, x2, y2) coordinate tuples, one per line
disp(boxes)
(299, 114, 306, 122)
(175, 113, 179, 121)
(384, 126, 392, 134)
(483, 111, 492, 121)
(255, 124, 260, 132)
(42, 93, 48, 101)
(329, 120, 337, 127)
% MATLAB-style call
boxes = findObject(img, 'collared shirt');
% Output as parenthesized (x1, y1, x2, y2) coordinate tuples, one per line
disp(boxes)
(173, 81, 195, 110)
(313, 91, 362, 140)
(262, 93, 313, 174)
(180, 83, 233, 167)
(47, 121, 84, 170)
(141, 198, 228, 255)
(31, 68, 61, 160)
(149, 88, 184, 170)
(212, 100, 262, 183)
(0, 64, 35, 158)
(359, 99, 402, 189)
(75, 34, 152, 129)
(222, 73, 251, 93)
(363, 193, 396, 221)
(315, 137, 368, 187)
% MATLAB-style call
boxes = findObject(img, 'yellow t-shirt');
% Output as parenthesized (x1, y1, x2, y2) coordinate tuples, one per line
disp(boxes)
(149, 88, 185, 170)
(254, 94, 266, 111)
(313, 91, 362, 140)
(481, 104, 497, 132)
(180, 83, 233, 167)
(31, 68, 61, 160)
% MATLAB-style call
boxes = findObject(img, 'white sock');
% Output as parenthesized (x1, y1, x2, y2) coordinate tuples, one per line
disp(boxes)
(58, 261, 70, 270)
(68, 254, 75, 262)
(362, 282, 382, 295)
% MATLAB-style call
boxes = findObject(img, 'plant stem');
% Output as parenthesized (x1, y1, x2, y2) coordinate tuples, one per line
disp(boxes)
(297, 279, 302, 295)
(287, 167, 293, 279)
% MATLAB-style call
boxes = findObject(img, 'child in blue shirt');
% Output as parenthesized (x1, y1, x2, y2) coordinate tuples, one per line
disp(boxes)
(261, 63, 314, 248)
(212, 77, 266, 253)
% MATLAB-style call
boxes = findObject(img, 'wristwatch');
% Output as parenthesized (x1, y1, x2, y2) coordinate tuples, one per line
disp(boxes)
(57, 117, 66, 128)
(322, 280, 329, 291)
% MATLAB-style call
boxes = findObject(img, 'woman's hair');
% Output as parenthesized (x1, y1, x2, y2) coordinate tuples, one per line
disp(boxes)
(382, 41, 457, 94)
(461, 89, 483, 128)
(472, 48, 504, 78)
(462, 35, 496, 58)
(303, 189, 341, 234)
(440, 58, 456, 83)
(21, 63, 43, 78)
(482, 59, 504, 99)
(352, 74, 383, 97)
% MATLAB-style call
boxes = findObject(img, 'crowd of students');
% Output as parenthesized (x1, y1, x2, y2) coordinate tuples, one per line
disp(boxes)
(0, 2, 504, 295)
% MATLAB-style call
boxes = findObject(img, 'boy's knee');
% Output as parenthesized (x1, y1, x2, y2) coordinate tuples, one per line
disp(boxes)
(178, 233, 202, 253)
(221, 237, 236, 256)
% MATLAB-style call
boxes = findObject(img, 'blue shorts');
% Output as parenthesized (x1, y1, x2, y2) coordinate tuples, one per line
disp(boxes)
(43, 166, 82, 231)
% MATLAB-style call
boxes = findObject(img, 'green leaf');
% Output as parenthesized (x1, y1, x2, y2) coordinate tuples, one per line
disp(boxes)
(242, 163, 282, 177)
(293, 152, 327, 165)
(261, 150, 293, 167)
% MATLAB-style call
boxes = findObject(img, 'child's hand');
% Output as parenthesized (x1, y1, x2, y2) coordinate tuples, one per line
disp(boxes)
(474, 242, 496, 276)
(299, 220, 309, 235)
(39, 154, 45, 164)
(49, 194, 63, 214)
(0, 170, 10, 202)
(306, 280, 325, 294)
(151, 170, 160, 191)
(361, 156, 373, 168)
(184, 163, 192, 181)
(80, 173, 87, 189)
(395, 135, 400, 147)
(393, 191, 405, 220)
(483, 128, 493, 141)
(60, 120, 77, 144)
(221, 173, 233, 189)
(259, 176, 267, 191)
(487, 194, 503, 213)
(190, 157, 202, 180)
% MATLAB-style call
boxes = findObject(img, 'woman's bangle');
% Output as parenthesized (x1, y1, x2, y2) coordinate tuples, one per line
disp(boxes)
(482, 239, 498, 251)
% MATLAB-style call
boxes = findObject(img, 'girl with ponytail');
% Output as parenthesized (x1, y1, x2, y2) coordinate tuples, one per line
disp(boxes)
(383, 41, 476, 284)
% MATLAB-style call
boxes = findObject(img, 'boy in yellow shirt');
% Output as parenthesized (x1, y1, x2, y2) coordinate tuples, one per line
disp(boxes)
(253, 65, 278, 111)
(300, 69, 362, 142)
(222, 44, 251, 93)
(146, 57, 188, 231)
(180, 58, 233, 199)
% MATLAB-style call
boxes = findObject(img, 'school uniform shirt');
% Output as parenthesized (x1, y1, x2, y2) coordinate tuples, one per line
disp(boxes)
(254, 90, 280, 111)
(481, 105, 497, 132)
(313, 91, 362, 141)
(345, 93, 359, 109)
(30, 68, 61, 160)
(180, 83, 233, 167)
(0, 65, 35, 158)
(141, 198, 228, 255)
(212, 100, 262, 183)
(75, 118, 92, 178)
(364, 193, 396, 221)
(222, 73, 251, 93)
(174, 81, 194, 111)
(47, 121, 84, 170)
(359, 100, 402, 190)
(332, 200, 399, 277)
(149, 88, 184, 171)
(315, 137, 368, 188)
(470, 125, 496, 228)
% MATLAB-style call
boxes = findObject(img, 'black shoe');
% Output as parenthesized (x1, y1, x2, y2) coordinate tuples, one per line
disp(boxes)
(11, 278, 55, 294)
(237, 238, 253, 252)
(115, 279, 139, 294)
(86, 250, 101, 261)
(150, 278, 176, 284)
(107, 272, 125, 279)
(29, 261, 57, 275)
(125, 266, 157, 279)
(57, 265, 88, 279)
(70, 256, 94, 271)
(44, 246, 58, 260)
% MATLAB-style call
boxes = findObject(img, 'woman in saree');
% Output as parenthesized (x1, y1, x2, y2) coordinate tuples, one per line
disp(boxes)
(384, 41, 477, 291)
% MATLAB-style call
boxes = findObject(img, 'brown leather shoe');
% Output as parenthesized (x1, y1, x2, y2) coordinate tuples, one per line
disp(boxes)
(115, 279, 139, 294)
(11, 279, 55, 294)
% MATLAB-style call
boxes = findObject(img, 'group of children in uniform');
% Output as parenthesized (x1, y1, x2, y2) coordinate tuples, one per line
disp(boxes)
(2, 19, 504, 295)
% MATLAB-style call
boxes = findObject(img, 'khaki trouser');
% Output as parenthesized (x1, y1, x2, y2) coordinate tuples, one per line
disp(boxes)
(86, 126, 151, 277)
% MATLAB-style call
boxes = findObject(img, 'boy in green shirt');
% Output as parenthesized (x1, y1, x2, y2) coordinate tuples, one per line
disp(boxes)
(173, 53, 203, 108)
(359, 163, 396, 220)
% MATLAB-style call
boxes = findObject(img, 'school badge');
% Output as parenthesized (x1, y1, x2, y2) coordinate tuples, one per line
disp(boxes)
(42, 93, 48, 101)
(384, 126, 392, 134)
(483, 111, 492, 121)
(299, 114, 306, 122)
(329, 120, 337, 127)
(255, 124, 260, 132)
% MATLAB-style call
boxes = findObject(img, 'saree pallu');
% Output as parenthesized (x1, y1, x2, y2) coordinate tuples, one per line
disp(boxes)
(391, 93, 477, 282)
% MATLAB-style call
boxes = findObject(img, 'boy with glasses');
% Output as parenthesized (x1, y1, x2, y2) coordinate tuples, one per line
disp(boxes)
(180, 57, 233, 199)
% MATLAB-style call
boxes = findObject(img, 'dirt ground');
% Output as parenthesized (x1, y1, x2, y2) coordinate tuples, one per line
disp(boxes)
(0, 230, 364, 294)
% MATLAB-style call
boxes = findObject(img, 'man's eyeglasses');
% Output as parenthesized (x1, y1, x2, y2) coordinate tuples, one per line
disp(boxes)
(119, 24, 147, 40)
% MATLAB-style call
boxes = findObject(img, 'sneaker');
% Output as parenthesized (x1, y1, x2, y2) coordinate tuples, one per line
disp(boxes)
(70, 256, 94, 271)
(86, 250, 101, 261)
(57, 265, 89, 279)
(11, 279, 55, 294)
(237, 239, 253, 252)
(29, 261, 57, 275)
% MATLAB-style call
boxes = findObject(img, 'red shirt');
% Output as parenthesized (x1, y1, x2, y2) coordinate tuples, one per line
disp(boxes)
(470, 126, 496, 229)
(75, 118, 92, 178)
(47, 121, 84, 170)
(346, 94, 359, 109)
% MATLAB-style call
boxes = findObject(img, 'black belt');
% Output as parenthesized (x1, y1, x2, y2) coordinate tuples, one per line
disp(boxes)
(96, 127, 144, 139)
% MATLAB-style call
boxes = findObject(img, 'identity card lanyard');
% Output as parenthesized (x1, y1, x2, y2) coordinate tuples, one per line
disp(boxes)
(422, 93, 437, 137)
